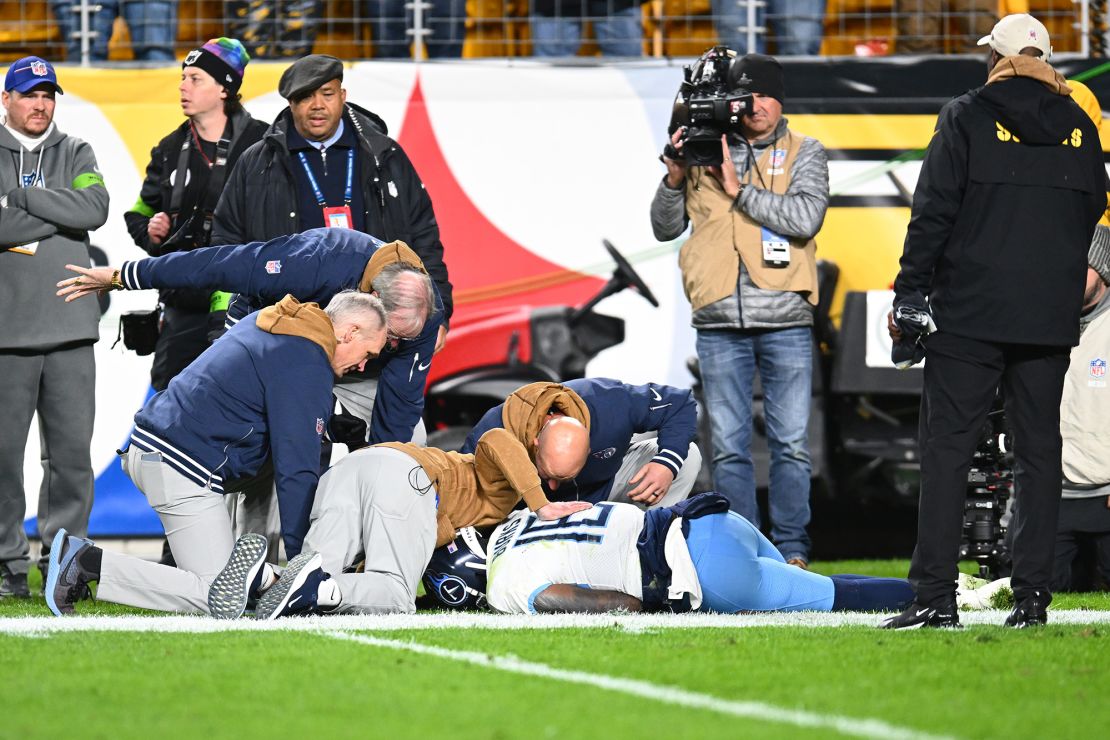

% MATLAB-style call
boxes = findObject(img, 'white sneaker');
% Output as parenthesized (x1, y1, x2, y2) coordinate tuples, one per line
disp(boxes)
(957, 576, 1012, 610)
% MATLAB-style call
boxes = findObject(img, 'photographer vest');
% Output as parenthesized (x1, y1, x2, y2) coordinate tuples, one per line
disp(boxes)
(1061, 296, 1110, 487)
(679, 129, 818, 312)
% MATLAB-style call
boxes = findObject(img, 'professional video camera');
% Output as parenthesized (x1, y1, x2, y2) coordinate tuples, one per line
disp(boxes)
(959, 402, 1013, 580)
(667, 46, 753, 167)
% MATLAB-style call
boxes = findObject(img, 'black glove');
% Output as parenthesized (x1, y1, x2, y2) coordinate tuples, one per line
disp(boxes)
(326, 405, 368, 451)
(891, 295, 935, 369)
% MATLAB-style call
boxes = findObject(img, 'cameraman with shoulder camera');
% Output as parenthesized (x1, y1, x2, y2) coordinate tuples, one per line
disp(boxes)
(124, 38, 267, 391)
(650, 50, 829, 569)
(882, 15, 1108, 629)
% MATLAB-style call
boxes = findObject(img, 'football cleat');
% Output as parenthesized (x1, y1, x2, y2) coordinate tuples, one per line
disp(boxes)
(208, 533, 269, 620)
(254, 551, 328, 620)
(878, 600, 962, 630)
(45, 529, 96, 616)
(1005, 590, 1050, 628)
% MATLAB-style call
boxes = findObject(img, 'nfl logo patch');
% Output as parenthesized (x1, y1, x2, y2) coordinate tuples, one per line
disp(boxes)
(770, 149, 787, 168)
(316, 417, 325, 435)
(1090, 358, 1107, 379)
(265, 260, 282, 274)
(30, 60, 48, 76)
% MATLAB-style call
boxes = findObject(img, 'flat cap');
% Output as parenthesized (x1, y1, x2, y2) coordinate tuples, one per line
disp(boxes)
(279, 54, 343, 101)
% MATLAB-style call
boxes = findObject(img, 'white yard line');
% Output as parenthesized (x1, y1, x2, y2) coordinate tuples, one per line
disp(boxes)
(324, 631, 953, 740)
(2, 609, 1110, 634)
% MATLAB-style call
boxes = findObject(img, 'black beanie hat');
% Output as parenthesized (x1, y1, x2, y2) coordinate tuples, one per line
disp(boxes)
(731, 53, 785, 104)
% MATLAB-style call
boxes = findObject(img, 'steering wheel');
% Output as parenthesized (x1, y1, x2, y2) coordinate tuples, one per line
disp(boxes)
(603, 239, 660, 307)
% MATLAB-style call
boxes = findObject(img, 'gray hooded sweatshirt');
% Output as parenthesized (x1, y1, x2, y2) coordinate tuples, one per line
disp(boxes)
(0, 121, 108, 350)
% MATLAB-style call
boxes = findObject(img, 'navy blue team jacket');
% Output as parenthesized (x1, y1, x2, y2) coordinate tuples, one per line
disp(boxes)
(129, 313, 333, 558)
(460, 377, 697, 504)
(119, 227, 443, 444)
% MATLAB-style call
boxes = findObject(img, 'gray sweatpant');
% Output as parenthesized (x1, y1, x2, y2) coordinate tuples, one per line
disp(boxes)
(231, 379, 427, 563)
(302, 446, 438, 615)
(0, 344, 95, 575)
(97, 446, 268, 614)
(607, 439, 702, 510)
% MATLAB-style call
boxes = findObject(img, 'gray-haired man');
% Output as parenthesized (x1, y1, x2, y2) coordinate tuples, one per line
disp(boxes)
(44, 291, 388, 617)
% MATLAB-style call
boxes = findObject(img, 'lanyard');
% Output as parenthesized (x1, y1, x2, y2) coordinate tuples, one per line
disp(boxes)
(298, 147, 354, 207)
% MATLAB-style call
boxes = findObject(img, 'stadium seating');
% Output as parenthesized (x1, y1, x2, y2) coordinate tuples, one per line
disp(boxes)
(0, 0, 1088, 63)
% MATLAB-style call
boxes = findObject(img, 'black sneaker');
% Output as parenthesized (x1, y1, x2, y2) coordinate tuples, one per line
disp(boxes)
(0, 565, 31, 599)
(879, 600, 962, 630)
(1004, 590, 1050, 628)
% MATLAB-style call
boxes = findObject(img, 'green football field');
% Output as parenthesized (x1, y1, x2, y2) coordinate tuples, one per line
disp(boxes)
(3, 561, 1108, 740)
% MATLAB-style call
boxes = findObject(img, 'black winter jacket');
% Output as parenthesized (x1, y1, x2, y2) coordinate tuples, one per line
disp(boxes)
(124, 108, 267, 311)
(211, 102, 453, 322)
(895, 61, 1108, 348)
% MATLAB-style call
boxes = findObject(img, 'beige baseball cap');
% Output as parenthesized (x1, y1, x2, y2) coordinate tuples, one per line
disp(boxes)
(977, 14, 1052, 60)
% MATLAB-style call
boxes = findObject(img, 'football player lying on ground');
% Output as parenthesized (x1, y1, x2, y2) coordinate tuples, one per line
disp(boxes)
(57, 228, 443, 446)
(421, 493, 1010, 615)
(43, 291, 389, 617)
(211, 419, 592, 619)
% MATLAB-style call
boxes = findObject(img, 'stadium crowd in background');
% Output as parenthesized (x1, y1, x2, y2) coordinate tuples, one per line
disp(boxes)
(0, 56, 108, 599)
(366, 0, 466, 58)
(895, 0, 995, 54)
(713, 0, 825, 56)
(884, 14, 1110, 629)
(50, 0, 178, 61)
(651, 50, 829, 570)
(530, 0, 646, 57)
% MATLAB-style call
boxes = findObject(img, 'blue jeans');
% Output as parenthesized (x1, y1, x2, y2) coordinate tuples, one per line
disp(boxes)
(686, 512, 833, 612)
(531, 6, 642, 57)
(364, 0, 466, 59)
(51, 0, 178, 62)
(696, 326, 812, 560)
(711, 0, 824, 55)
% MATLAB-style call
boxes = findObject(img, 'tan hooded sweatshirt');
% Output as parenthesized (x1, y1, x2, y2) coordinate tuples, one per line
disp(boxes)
(357, 240, 429, 291)
(380, 427, 553, 546)
(498, 382, 591, 461)
(256, 294, 336, 360)
(985, 55, 1071, 94)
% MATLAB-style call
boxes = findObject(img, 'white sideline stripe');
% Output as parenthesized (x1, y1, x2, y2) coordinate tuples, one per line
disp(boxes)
(3, 609, 1110, 634)
(324, 631, 951, 740)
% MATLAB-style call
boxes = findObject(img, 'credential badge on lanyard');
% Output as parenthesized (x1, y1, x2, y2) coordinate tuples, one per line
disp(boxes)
(299, 147, 355, 229)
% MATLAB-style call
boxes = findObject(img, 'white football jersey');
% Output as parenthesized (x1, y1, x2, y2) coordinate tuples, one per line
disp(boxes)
(486, 502, 645, 614)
